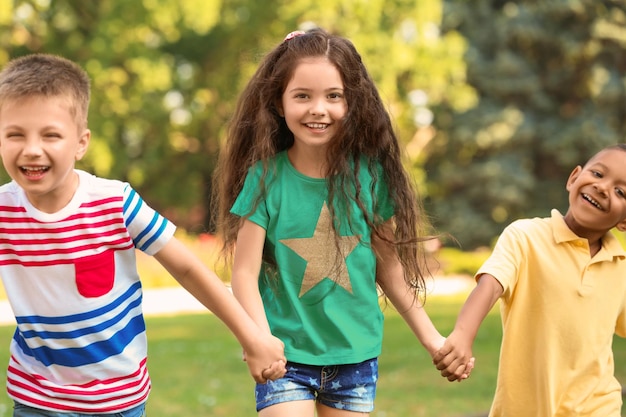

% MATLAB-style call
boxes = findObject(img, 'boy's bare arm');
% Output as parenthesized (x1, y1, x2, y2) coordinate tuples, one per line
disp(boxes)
(433, 273, 503, 381)
(153, 237, 286, 383)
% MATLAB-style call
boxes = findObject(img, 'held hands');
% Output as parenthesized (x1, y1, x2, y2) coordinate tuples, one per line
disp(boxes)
(242, 331, 287, 384)
(432, 331, 475, 382)
(261, 359, 286, 382)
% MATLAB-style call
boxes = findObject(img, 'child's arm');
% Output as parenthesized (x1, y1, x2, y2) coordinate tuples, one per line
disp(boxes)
(153, 236, 286, 383)
(373, 233, 443, 354)
(230, 219, 272, 334)
(432, 273, 503, 381)
(373, 222, 472, 379)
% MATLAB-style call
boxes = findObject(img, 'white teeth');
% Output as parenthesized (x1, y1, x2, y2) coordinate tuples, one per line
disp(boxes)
(21, 166, 49, 175)
(306, 123, 328, 129)
(583, 194, 603, 210)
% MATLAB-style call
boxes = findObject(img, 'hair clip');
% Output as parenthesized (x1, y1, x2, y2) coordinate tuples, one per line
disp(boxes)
(283, 30, 306, 41)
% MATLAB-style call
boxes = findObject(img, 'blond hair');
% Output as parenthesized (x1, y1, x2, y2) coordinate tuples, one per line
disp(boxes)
(0, 53, 90, 130)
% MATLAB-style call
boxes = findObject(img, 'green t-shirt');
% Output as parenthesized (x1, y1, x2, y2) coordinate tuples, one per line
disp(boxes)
(231, 151, 394, 365)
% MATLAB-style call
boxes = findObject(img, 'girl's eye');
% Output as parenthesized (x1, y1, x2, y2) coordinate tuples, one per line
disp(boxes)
(591, 170, 602, 178)
(328, 92, 343, 100)
(616, 188, 625, 198)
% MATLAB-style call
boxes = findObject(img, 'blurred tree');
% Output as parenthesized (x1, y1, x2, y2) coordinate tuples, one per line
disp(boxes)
(168, 0, 472, 231)
(156, 0, 293, 232)
(0, 0, 217, 225)
(424, 0, 626, 249)
(0, 0, 469, 235)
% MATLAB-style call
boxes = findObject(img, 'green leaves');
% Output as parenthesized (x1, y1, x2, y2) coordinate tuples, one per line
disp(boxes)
(425, 0, 626, 249)
(0, 0, 469, 234)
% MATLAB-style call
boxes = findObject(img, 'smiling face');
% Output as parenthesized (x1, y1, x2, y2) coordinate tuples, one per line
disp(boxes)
(563, 148, 626, 238)
(279, 57, 347, 155)
(0, 95, 90, 213)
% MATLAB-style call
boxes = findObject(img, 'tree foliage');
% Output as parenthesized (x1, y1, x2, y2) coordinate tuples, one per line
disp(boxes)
(424, 0, 626, 249)
(0, 0, 468, 234)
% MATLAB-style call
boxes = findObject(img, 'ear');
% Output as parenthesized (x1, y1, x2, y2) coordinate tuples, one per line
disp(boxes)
(75, 129, 91, 161)
(565, 165, 582, 191)
(615, 219, 626, 232)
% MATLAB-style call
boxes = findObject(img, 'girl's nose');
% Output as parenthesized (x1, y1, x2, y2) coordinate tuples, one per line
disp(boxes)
(309, 99, 326, 116)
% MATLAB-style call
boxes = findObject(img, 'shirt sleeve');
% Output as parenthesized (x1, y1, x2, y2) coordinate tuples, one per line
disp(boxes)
(475, 221, 526, 300)
(230, 163, 270, 230)
(616, 301, 626, 337)
(122, 183, 176, 255)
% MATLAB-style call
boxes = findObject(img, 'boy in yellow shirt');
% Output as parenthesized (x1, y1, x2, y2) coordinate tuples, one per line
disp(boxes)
(434, 144, 626, 416)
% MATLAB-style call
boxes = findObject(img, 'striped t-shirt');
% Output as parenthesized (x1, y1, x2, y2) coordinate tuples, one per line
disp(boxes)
(0, 170, 175, 413)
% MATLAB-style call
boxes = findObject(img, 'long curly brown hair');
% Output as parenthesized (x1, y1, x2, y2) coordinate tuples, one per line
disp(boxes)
(212, 28, 435, 297)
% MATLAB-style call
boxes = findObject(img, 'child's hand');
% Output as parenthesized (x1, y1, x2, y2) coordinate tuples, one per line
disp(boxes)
(261, 359, 287, 382)
(244, 348, 287, 383)
(457, 356, 475, 382)
(432, 335, 447, 353)
(242, 332, 287, 383)
(432, 332, 474, 382)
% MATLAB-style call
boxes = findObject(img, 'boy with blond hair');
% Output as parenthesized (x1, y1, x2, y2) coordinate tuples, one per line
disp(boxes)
(0, 53, 285, 417)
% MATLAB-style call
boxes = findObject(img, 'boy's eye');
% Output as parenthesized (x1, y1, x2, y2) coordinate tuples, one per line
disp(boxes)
(5, 132, 24, 139)
(616, 188, 625, 198)
(591, 170, 602, 178)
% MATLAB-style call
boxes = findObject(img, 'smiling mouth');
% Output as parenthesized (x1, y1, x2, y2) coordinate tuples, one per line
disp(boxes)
(305, 123, 329, 130)
(21, 166, 49, 176)
(582, 193, 604, 211)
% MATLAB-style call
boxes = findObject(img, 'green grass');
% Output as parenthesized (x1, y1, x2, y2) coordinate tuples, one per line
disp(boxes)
(1, 296, 624, 417)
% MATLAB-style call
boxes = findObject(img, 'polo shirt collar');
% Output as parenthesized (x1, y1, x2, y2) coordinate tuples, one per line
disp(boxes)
(550, 209, 626, 261)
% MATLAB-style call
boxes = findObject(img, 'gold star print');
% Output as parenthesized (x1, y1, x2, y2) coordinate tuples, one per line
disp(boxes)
(280, 202, 360, 297)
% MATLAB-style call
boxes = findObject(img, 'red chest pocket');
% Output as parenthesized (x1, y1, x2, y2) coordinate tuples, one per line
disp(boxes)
(74, 250, 116, 298)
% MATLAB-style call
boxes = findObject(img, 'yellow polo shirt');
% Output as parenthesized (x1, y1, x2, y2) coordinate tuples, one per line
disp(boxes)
(477, 210, 626, 417)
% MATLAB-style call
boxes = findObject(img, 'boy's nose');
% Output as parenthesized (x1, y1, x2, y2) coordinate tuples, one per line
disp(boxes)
(23, 137, 43, 156)
(593, 182, 609, 196)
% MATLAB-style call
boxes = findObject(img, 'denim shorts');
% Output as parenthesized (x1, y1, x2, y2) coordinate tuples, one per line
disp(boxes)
(255, 358, 378, 412)
(13, 402, 146, 417)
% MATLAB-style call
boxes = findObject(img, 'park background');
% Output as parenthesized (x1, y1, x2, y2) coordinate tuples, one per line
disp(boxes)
(0, 0, 625, 416)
